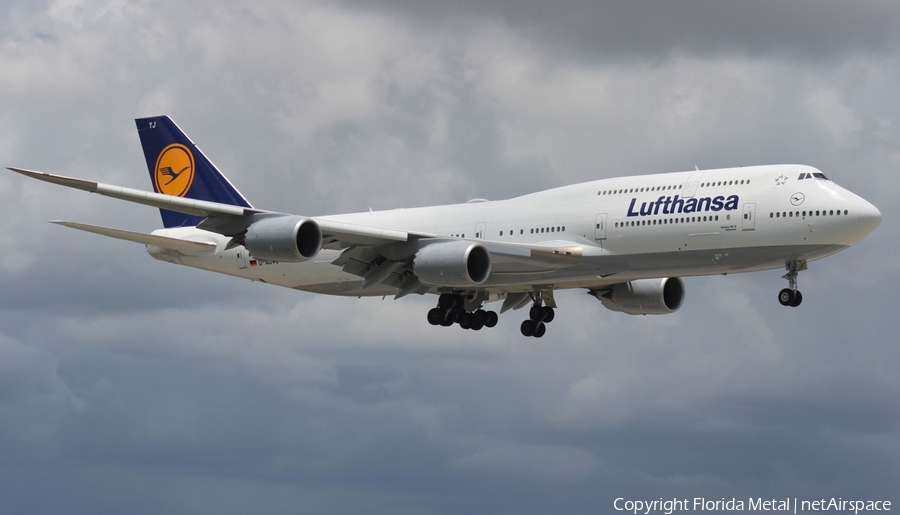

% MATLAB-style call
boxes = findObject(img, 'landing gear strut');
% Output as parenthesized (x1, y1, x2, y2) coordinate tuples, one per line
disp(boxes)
(521, 302, 555, 338)
(427, 293, 499, 331)
(778, 260, 804, 307)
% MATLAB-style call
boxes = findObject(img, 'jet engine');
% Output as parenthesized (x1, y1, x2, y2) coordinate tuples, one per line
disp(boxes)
(244, 216, 322, 262)
(414, 241, 492, 287)
(591, 277, 685, 315)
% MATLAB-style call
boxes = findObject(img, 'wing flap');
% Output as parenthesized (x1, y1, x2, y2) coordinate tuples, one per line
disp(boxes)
(482, 239, 603, 272)
(316, 219, 413, 248)
(49, 220, 216, 253)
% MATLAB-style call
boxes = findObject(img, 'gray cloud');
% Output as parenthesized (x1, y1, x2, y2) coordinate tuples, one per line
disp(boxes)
(0, 0, 897, 513)
(341, 0, 900, 63)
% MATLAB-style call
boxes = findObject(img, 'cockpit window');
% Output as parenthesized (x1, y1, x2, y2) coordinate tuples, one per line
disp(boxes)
(812, 172, 828, 180)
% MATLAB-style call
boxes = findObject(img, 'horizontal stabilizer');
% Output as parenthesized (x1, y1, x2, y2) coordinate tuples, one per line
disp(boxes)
(49, 220, 216, 253)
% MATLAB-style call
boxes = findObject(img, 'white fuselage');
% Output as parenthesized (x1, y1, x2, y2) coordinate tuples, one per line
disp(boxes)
(149, 164, 881, 297)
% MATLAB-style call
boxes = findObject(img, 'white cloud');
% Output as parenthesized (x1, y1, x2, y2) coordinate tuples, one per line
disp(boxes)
(804, 87, 863, 142)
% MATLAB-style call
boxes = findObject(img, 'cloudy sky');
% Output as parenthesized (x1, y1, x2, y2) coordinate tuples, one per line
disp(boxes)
(1, 1, 897, 513)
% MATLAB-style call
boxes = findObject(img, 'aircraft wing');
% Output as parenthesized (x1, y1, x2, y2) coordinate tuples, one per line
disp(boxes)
(331, 236, 593, 296)
(9, 167, 262, 218)
(11, 166, 590, 291)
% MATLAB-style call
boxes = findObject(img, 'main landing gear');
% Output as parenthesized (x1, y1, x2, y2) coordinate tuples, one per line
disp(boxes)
(778, 260, 804, 307)
(520, 302, 555, 338)
(427, 293, 498, 331)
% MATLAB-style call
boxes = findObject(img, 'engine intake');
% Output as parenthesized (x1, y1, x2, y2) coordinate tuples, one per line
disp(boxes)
(244, 216, 322, 262)
(591, 277, 685, 315)
(415, 241, 492, 286)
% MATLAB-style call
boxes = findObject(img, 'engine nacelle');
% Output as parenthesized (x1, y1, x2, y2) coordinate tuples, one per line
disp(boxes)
(591, 277, 685, 315)
(244, 216, 322, 262)
(414, 241, 492, 287)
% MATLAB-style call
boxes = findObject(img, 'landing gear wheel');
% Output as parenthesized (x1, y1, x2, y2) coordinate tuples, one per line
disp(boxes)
(440, 309, 455, 327)
(472, 309, 486, 325)
(524, 297, 554, 337)
(520, 319, 536, 337)
(484, 311, 499, 328)
(542, 306, 555, 323)
(458, 312, 473, 329)
(427, 308, 443, 326)
(790, 290, 803, 307)
(778, 288, 795, 307)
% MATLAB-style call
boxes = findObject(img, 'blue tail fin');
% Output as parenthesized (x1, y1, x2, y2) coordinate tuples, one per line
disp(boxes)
(135, 115, 252, 228)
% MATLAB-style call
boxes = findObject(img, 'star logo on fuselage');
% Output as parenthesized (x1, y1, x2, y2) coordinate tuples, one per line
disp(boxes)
(775, 174, 788, 186)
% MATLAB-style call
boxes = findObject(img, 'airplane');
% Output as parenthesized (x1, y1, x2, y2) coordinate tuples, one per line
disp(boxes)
(9, 116, 881, 338)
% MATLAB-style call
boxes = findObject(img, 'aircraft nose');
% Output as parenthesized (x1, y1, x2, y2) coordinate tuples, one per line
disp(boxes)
(857, 199, 881, 236)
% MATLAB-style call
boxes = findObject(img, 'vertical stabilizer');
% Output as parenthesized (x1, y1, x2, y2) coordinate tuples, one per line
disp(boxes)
(135, 116, 252, 228)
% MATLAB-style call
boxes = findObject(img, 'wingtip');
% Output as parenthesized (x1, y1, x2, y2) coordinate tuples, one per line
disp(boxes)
(7, 166, 42, 176)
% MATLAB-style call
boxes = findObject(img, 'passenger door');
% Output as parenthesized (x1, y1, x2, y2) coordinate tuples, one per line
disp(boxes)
(594, 213, 608, 241)
(742, 202, 756, 231)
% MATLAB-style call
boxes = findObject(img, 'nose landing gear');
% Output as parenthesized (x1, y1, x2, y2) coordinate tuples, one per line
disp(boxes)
(778, 260, 805, 307)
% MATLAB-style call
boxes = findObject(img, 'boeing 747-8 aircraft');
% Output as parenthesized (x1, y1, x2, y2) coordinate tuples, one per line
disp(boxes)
(9, 116, 881, 337)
